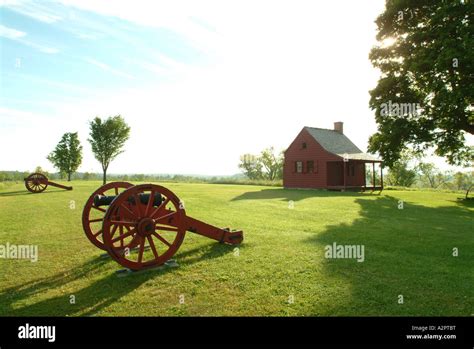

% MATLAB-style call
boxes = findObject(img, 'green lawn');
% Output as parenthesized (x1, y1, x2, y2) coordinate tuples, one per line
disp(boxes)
(0, 181, 472, 316)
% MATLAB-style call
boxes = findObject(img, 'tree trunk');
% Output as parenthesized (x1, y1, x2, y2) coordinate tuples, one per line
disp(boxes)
(103, 168, 107, 185)
(68, 172, 71, 181)
(466, 185, 472, 200)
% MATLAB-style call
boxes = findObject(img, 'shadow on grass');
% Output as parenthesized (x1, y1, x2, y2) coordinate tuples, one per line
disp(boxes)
(304, 195, 474, 315)
(453, 197, 474, 208)
(0, 243, 237, 316)
(230, 188, 379, 202)
(0, 190, 69, 197)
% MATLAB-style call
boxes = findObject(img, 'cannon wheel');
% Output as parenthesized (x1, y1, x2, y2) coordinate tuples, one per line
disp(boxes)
(82, 182, 133, 250)
(24, 173, 48, 193)
(102, 184, 187, 271)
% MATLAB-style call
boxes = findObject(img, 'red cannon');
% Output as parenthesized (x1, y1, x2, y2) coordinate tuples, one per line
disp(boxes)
(24, 173, 73, 193)
(82, 182, 243, 271)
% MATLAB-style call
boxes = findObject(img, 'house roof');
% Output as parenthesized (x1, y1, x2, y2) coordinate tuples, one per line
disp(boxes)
(304, 126, 381, 162)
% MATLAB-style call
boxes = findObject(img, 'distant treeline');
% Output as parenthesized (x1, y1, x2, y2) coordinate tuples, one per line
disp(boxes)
(0, 170, 283, 187)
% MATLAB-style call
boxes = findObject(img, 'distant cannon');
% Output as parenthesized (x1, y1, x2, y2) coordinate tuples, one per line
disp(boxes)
(24, 173, 73, 193)
(82, 182, 243, 271)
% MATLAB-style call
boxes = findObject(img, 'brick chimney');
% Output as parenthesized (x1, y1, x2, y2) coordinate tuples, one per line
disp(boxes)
(334, 121, 343, 134)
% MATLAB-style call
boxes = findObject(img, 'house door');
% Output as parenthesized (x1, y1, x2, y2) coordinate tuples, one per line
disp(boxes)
(327, 161, 344, 186)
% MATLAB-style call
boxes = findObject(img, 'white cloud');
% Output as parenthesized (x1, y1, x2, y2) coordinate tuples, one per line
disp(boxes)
(74, 32, 98, 40)
(58, 0, 221, 54)
(84, 58, 135, 79)
(0, 106, 39, 121)
(22, 40, 59, 54)
(122, 52, 192, 78)
(6, 72, 90, 93)
(0, 24, 59, 53)
(1, 0, 62, 23)
(0, 24, 26, 39)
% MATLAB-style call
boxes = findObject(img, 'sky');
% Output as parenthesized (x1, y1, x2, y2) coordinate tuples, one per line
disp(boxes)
(0, 0, 470, 175)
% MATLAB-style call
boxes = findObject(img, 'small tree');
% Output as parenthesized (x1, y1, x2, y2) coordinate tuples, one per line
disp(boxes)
(465, 174, 473, 200)
(88, 115, 131, 184)
(238, 154, 263, 180)
(416, 162, 441, 188)
(47, 132, 83, 181)
(386, 154, 417, 187)
(454, 172, 466, 191)
(453, 171, 474, 200)
(238, 147, 284, 181)
(259, 147, 284, 180)
(34, 166, 49, 177)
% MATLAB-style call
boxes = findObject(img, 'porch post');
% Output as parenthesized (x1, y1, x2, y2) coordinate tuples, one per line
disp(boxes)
(372, 162, 375, 191)
(363, 162, 367, 190)
(343, 161, 346, 190)
(380, 163, 383, 189)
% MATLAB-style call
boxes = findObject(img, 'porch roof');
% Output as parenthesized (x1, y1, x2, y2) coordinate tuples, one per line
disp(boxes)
(336, 152, 382, 162)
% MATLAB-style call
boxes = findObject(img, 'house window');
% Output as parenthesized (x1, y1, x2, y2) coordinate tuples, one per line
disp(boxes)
(302, 142, 307, 149)
(307, 161, 314, 173)
(315, 160, 319, 174)
(295, 161, 303, 173)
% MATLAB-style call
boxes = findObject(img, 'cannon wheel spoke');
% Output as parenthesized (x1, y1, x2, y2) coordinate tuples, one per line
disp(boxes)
(154, 225, 179, 232)
(109, 225, 119, 239)
(144, 190, 155, 216)
(92, 229, 103, 237)
(111, 227, 136, 244)
(147, 235, 159, 260)
(137, 237, 145, 264)
(92, 205, 106, 213)
(120, 203, 138, 220)
(154, 211, 176, 224)
(150, 198, 170, 220)
(152, 232, 172, 247)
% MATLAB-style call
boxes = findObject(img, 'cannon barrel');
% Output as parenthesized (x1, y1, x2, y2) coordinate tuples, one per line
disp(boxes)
(94, 192, 163, 207)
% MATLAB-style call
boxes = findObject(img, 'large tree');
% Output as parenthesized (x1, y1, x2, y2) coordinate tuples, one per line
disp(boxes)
(47, 132, 82, 181)
(88, 115, 131, 184)
(368, 0, 473, 168)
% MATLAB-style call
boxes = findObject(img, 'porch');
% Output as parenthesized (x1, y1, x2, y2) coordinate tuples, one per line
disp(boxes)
(326, 159, 383, 192)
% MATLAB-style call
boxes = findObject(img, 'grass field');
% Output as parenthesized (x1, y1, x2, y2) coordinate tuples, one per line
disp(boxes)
(0, 181, 472, 316)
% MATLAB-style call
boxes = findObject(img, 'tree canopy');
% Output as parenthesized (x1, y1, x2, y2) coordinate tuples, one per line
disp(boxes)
(47, 132, 83, 181)
(368, 0, 473, 168)
(239, 147, 283, 180)
(88, 115, 131, 184)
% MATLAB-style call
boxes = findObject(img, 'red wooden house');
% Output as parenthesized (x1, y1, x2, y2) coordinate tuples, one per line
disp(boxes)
(283, 122, 383, 190)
